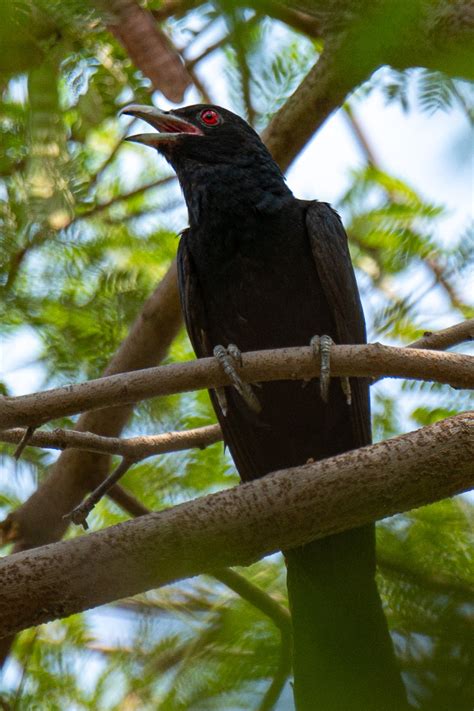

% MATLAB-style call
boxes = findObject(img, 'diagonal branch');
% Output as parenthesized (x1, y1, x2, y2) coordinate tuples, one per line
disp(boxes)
(0, 412, 471, 639)
(212, 568, 291, 634)
(261, 44, 372, 171)
(1, 261, 182, 552)
(74, 174, 176, 223)
(409, 318, 474, 351)
(343, 104, 468, 314)
(101, 0, 191, 102)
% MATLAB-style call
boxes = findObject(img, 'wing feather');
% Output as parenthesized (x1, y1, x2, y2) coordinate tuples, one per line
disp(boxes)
(305, 200, 371, 447)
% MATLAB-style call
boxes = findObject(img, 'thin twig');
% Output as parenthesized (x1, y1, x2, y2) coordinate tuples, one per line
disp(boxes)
(409, 318, 474, 351)
(185, 16, 259, 71)
(212, 568, 291, 634)
(186, 64, 213, 104)
(12, 629, 38, 710)
(343, 103, 467, 313)
(65, 458, 135, 529)
(38, 424, 220, 527)
(73, 174, 176, 222)
(425, 256, 466, 312)
(86, 118, 138, 193)
(0, 424, 222, 458)
(108, 485, 150, 517)
(13, 426, 36, 460)
(258, 628, 292, 711)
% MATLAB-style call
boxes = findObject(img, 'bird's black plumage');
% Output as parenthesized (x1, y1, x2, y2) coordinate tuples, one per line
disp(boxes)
(123, 103, 408, 710)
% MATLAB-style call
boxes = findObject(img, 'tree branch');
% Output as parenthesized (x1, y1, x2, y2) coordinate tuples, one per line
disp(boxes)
(0, 344, 471, 431)
(343, 104, 468, 314)
(2, 320, 471, 457)
(74, 174, 176, 223)
(258, 627, 292, 711)
(212, 569, 291, 634)
(262, 44, 372, 171)
(0, 412, 471, 638)
(0, 424, 221, 459)
(101, 0, 191, 102)
(1, 262, 182, 551)
(409, 319, 474, 351)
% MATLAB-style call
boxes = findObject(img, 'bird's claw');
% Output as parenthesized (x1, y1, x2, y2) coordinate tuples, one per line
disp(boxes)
(310, 335, 351, 405)
(214, 344, 261, 414)
(310, 335, 332, 403)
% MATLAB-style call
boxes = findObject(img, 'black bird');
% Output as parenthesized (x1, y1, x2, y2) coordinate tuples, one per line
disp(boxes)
(121, 103, 408, 711)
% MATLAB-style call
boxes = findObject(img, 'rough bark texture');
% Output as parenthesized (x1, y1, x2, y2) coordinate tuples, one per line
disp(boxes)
(0, 412, 472, 639)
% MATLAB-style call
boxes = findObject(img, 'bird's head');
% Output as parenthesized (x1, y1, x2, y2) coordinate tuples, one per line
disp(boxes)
(120, 103, 292, 222)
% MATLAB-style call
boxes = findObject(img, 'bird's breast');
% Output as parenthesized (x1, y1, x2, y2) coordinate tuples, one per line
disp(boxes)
(187, 209, 336, 351)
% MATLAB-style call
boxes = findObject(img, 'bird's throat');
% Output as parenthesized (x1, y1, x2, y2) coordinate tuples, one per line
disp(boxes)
(173, 158, 293, 227)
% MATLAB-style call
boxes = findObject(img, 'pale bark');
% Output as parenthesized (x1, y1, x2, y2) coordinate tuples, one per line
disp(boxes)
(409, 319, 474, 351)
(1, 345, 472, 431)
(0, 412, 472, 639)
(2, 320, 471, 458)
(0, 424, 221, 459)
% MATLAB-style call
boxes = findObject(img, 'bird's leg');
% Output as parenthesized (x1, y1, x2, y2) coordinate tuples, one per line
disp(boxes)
(213, 344, 261, 414)
(310, 335, 351, 405)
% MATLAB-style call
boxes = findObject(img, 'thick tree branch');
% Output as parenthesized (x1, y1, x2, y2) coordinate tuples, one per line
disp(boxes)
(100, 0, 191, 102)
(262, 0, 473, 170)
(262, 44, 372, 171)
(0, 412, 471, 638)
(0, 345, 471, 431)
(2, 320, 471, 457)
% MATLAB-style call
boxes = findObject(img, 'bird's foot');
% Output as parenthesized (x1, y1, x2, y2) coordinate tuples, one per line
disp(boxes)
(310, 335, 351, 405)
(213, 344, 261, 415)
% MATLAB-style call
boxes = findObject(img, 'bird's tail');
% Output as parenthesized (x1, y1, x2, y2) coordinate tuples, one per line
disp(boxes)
(285, 524, 408, 711)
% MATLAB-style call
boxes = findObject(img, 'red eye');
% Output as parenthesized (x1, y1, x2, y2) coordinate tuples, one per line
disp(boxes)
(200, 109, 220, 126)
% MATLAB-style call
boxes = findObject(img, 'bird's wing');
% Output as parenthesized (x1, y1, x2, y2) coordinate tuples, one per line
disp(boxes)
(177, 232, 269, 478)
(305, 200, 371, 447)
(177, 231, 213, 358)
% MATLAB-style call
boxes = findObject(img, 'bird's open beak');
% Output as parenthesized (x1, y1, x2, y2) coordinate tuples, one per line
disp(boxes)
(120, 104, 203, 147)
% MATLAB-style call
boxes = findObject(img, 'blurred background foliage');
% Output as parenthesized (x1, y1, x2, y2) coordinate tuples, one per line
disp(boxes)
(0, 0, 473, 709)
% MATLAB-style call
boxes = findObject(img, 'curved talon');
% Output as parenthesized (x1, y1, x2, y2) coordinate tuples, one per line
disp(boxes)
(341, 376, 352, 406)
(213, 344, 261, 414)
(310, 335, 351, 405)
(227, 343, 243, 367)
(311, 335, 332, 402)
